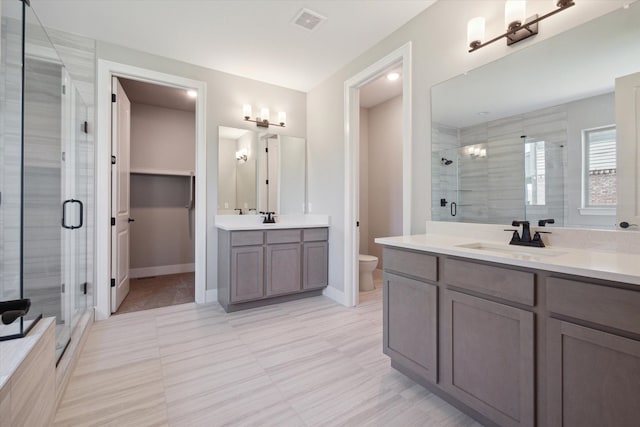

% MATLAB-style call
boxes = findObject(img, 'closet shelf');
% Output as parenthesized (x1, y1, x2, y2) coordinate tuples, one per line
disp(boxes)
(130, 168, 194, 176)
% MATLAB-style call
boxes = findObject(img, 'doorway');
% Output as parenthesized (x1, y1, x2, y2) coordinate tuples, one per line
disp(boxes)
(111, 77, 197, 314)
(344, 42, 412, 307)
(95, 60, 207, 320)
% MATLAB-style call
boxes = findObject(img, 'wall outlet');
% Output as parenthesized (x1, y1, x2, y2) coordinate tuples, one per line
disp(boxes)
(224, 202, 229, 209)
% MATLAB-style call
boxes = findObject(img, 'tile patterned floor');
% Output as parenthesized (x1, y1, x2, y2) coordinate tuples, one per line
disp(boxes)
(54, 271, 481, 426)
(116, 272, 195, 315)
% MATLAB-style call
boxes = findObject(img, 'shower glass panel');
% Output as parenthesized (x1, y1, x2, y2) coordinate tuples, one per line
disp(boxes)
(0, 1, 94, 359)
(0, 0, 30, 340)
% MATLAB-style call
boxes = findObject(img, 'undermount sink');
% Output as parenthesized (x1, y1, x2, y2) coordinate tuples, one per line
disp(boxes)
(455, 242, 566, 259)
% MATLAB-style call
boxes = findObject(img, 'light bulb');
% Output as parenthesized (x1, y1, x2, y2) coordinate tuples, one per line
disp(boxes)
(260, 108, 270, 121)
(243, 104, 252, 119)
(467, 17, 485, 49)
(278, 111, 286, 125)
(505, 0, 526, 30)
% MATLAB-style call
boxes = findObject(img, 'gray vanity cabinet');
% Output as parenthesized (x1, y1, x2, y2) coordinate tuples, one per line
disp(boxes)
(218, 227, 328, 312)
(383, 247, 439, 383)
(443, 290, 534, 427)
(546, 277, 640, 427)
(302, 228, 329, 290)
(384, 272, 438, 383)
(229, 231, 265, 303)
(266, 230, 302, 296)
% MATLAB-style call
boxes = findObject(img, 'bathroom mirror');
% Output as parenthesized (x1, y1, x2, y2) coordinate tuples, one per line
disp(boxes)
(431, 2, 640, 229)
(218, 126, 306, 215)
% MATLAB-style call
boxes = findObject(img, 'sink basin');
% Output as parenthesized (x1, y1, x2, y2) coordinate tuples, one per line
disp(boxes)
(455, 242, 566, 259)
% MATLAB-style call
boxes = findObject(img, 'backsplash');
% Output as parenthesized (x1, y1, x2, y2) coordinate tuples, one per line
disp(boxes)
(425, 220, 640, 255)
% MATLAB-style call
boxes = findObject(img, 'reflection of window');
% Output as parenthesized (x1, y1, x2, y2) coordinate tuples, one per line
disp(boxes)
(583, 126, 616, 208)
(525, 140, 545, 206)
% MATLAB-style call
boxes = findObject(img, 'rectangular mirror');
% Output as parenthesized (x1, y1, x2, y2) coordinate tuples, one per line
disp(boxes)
(431, 3, 640, 229)
(218, 126, 306, 215)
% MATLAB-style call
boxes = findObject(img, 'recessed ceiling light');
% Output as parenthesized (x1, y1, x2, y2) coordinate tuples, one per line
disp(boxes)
(187, 90, 197, 98)
(387, 72, 400, 81)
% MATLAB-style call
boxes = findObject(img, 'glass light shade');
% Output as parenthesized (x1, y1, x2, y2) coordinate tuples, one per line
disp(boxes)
(260, 108, 270, 121)
(243, 104, 252, 118)
(505, 0, 526, 28)
(467, 17, 485, 47)
(278, 111, 286, 125)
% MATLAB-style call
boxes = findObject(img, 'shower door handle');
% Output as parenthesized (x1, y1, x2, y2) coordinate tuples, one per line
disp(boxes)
(62, 199, 84, 230)
(450, 202, 457, 217)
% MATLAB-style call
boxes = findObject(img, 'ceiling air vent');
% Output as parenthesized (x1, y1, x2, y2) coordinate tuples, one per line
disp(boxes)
(292, 8, 327, 31)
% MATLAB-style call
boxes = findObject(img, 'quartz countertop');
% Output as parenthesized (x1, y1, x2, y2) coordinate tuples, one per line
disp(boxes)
(375, 234, 640, 286)
(215, 214, 330, 231)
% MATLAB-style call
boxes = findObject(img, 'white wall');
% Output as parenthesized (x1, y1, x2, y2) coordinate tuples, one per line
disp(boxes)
(130, 103, 195, 172)
(367, 95, 403, 262)
(307, 1, 622, 295)
(359, 107, 369, 255)
(96, 41, 307, 291)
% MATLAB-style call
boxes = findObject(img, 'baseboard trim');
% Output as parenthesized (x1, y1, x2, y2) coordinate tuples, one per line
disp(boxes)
(322, 285, 347, 306)
(130, 263, 195, 279)
(205, 289, 218, 303)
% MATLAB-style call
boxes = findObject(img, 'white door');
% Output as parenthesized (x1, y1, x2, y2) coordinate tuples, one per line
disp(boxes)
(111, 77, 131, 312)
(615, 71, 640, 229)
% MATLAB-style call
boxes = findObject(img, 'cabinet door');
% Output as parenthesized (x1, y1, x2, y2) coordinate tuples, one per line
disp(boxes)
(230, 246, 264, 303)
(303, 241, 328, 290)
(547, 319, 640, 427)
(443, 290, 534, 427)
(383, 273, 438, 383)
(266, 243, 301, 296)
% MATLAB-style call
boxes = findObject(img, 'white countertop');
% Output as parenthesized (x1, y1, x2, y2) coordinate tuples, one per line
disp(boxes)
(215, 214, 330, 231)
(375, 234, 640, 286)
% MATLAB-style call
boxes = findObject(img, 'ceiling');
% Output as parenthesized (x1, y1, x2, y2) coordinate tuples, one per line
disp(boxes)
(30, 0, 436, 92)
(119, 78, 196, 112)
(360, 66, 403, 109)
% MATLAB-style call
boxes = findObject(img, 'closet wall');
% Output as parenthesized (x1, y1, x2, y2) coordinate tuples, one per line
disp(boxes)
(129, 102, 196, 278)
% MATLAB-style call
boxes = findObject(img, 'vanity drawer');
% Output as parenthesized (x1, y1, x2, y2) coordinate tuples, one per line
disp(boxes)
(383, 247, 438, 282)
(442, 258, 534, 306)
(547, 277, 640, 335)
(267, 229, 301, 244)
(303, 228, 328, 242)
(231, 231, 264, 247)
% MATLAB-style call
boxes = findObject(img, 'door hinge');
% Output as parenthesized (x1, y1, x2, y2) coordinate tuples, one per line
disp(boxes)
(111, 93, 116, 103)
(81, 282, 88, 295)
(111, 278, 115, 288)
(265, 179, 269, 185)
(62, 84, 66, 95)
(111, 155, 116, 165)
(82, 121, 88, 134)
(111, 217, 115, 226)
(265, 147, 269, 153)
(357, 221, 360, 227)
(61, 152, 66, 161)
(61, 283, 65, 293)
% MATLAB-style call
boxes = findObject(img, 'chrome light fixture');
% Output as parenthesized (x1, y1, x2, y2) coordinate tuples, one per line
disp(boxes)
(467, 0, 575, 53)
(243, 104, 286, 128)
(235, 148, 248, 162)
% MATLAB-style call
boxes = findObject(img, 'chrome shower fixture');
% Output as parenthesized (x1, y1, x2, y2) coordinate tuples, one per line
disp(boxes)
(441, 157, 453, 166)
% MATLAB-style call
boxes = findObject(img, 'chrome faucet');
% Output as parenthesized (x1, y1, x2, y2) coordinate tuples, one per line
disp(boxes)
(0, 298, 30, 325)
(506, 220, 549, 248)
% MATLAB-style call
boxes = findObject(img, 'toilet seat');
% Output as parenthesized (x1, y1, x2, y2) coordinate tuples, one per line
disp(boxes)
(359, 254, 378, 262)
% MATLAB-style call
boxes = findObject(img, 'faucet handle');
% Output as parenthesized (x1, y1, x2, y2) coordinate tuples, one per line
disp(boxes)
(538, 218, 555, 226)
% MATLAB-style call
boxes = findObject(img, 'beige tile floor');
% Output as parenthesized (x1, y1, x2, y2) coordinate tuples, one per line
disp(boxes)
(54, 271, 481, 426)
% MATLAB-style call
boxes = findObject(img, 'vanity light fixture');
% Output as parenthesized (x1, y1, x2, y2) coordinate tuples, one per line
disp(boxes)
(235, 148, 248, 162)
(467, 0, 575, 53)
(242, 104, 286, 128)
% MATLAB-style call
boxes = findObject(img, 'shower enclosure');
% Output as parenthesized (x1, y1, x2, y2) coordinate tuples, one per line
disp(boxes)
(1, 0, 94, 362)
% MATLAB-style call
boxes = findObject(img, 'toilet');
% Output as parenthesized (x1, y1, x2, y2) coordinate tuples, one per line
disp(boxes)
(359, 254, 379, 291)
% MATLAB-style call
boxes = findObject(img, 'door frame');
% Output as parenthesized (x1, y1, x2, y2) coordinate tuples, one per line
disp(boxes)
(95, 60, 207, 320)
(343, 42, 412, 307)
